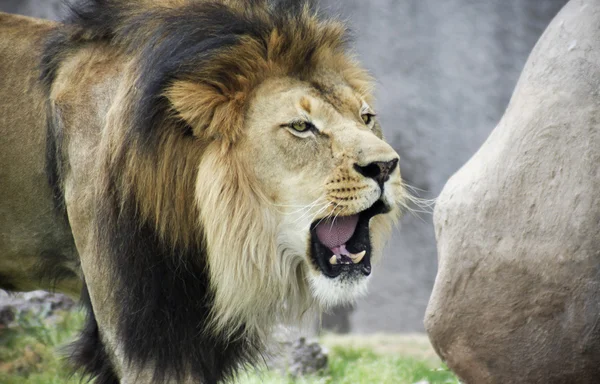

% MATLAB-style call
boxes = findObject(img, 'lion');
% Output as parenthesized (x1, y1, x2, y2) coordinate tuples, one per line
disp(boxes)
(0, 0, 406, 382)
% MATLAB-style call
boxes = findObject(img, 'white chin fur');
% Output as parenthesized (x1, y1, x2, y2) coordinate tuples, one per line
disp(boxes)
(308, 272, 370, 308)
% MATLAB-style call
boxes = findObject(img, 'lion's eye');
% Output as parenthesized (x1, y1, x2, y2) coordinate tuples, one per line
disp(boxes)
(361, 113, 375, 125)
(290, 121, 312, 132)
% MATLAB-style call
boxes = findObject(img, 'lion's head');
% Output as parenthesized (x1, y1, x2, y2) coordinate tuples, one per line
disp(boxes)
(194, 75, 404, 333)
(155, 3, 406, 332)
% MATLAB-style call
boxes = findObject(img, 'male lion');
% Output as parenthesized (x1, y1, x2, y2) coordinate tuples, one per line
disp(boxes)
(0, 0, 405, 382)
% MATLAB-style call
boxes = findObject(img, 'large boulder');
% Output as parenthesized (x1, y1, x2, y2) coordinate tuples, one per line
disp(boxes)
(425, 0, 600, 383)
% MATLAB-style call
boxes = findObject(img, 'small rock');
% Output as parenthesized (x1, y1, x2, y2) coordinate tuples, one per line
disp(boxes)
(0, 290, 76, 327)
(0, 305, 15, 326)
(287, 337, 328, 377)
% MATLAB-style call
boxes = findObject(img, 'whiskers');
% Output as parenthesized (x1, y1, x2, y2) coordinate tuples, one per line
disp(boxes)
(300, 200, 333, 232)
(394, 180, 436, 222)
(305, 200, 342, 234)
(327, 201, 344, 230)
(263, 193, 330, 225)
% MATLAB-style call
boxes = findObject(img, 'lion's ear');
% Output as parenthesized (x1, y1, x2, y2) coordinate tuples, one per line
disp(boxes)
(166, 80, 246, 143)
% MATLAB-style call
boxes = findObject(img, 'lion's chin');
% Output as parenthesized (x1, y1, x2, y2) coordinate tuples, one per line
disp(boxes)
(307, 272, 370, 308)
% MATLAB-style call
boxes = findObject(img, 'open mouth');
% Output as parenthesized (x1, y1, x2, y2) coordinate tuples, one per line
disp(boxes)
(309, 200, 390, 278)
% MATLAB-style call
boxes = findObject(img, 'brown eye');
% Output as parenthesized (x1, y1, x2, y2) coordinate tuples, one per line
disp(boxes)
(361, 113, 375, 125)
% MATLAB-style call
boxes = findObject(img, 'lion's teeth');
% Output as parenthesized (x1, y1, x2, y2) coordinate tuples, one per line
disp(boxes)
(350, 251, 366, 264)
(329, 255, 338, 265)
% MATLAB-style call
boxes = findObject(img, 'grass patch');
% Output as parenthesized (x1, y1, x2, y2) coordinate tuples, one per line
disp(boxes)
(324, 346, 457, 384)
(0, 310, 458, 383)
(237, 347, 457, 384)
(0, 310, 85, 384)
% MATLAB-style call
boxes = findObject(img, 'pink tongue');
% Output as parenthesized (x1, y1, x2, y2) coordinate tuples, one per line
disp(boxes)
(315, 215, 359, 249)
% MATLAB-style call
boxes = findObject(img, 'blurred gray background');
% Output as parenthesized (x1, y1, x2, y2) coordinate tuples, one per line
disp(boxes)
(0, 0, 568, 332)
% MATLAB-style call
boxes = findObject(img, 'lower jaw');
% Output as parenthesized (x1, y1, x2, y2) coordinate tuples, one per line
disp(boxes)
(307, 270, 371, 308)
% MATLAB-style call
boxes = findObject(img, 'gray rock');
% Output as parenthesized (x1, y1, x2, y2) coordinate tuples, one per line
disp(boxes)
(268, 333, 328, 378)
(426, 0, 600, 382)
(287, 337, 328, 377)
(0, 290, 75, 326)
(0, 304, 15, 326)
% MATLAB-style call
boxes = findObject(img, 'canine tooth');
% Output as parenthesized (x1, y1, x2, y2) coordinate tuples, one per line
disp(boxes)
(351, 251, 366, 264)
(329, 255, 338, 265)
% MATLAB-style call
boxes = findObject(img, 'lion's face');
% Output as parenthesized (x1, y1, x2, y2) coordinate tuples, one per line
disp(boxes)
(240, 76, 404, 307)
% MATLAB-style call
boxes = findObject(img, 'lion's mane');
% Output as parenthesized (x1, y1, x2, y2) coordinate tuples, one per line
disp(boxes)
(41, 0, 372, 382)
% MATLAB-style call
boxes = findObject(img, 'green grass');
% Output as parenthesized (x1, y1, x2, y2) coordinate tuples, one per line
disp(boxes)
(0, 310, 85, 384)
(0, 311, 458, 384)
(237, 347, 458, 384)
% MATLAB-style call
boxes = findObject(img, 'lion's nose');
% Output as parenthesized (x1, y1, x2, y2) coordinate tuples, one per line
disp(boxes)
(354, 158, 399, 186)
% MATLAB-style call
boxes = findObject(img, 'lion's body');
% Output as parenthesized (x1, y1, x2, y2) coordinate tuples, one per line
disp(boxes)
(0, 1, 405, 383)
(0, 13, 80, 295)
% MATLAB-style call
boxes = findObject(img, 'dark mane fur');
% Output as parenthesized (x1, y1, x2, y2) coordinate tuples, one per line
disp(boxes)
(94, 185, 261, 383)
(40, 1, 351, 383)
(41, 0, 333, 147)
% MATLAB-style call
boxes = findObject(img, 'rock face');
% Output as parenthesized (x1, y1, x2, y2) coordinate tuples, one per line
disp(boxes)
(0, 0, 62, 19)
(426, 1, 600, 383)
